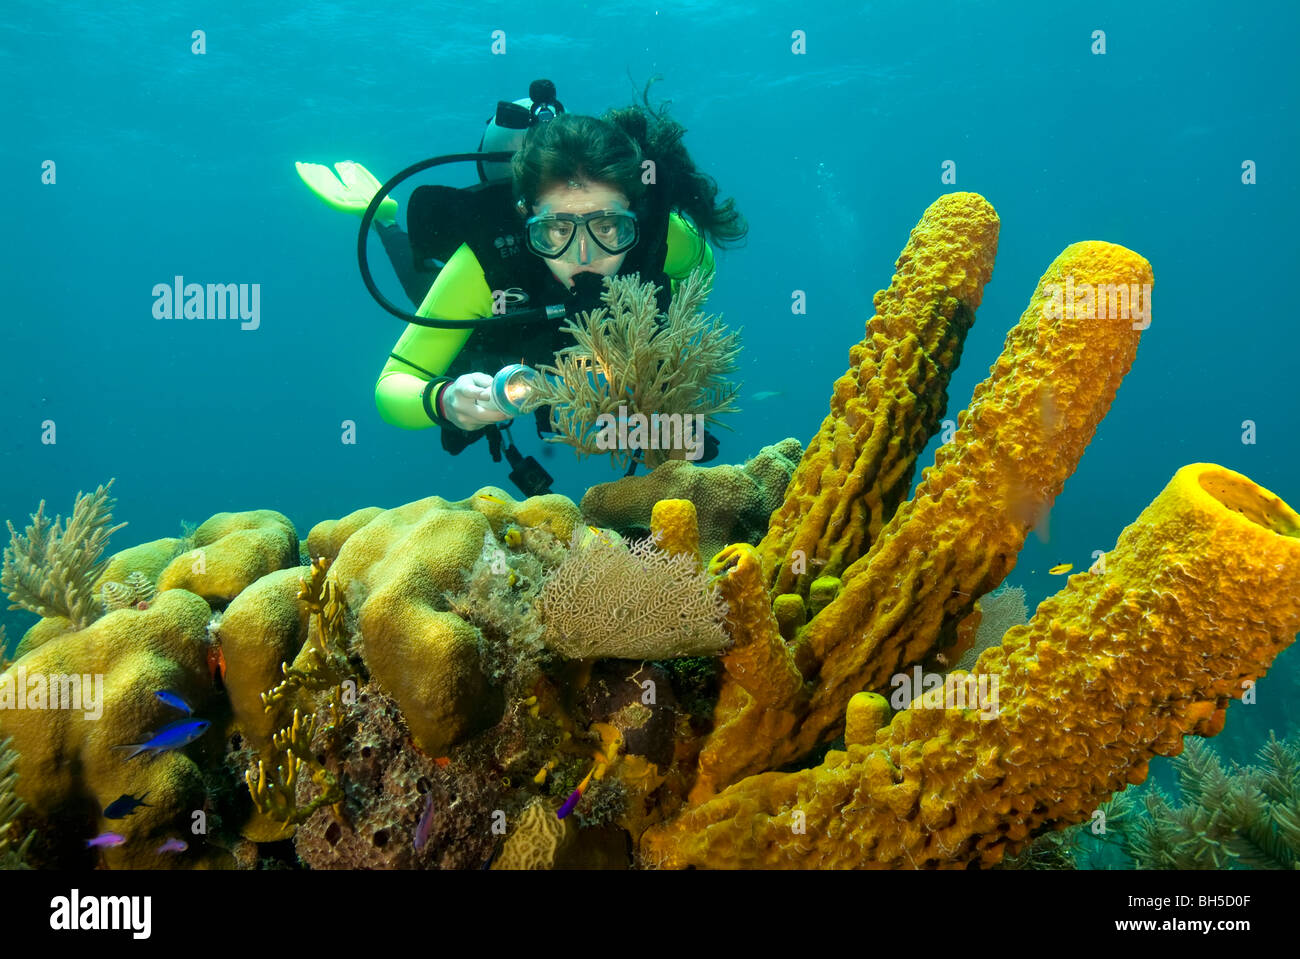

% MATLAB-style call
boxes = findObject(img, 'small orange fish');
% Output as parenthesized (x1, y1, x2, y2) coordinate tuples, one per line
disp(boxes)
(476, 493, 507, 505)
(207, 644, 226, 684)
(1048, 563, 1073, 575)
(433, 757, 451, 768)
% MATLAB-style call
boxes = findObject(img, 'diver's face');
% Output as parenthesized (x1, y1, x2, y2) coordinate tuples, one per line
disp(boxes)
(529, 181, 631, 289)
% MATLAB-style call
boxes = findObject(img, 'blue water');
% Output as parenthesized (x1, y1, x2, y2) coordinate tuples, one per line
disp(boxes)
(3, 0, 1297, 764)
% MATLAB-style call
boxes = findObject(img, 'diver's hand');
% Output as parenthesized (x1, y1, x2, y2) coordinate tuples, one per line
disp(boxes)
(294, 161, 397, 227)
(441, 373, 511, 431)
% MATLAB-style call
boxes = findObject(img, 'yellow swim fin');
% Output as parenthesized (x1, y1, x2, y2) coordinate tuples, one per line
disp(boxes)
(294, 160, 397, 226)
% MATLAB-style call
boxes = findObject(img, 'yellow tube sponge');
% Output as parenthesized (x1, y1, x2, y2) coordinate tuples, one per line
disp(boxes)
(689, 545, 805, 802)
(158, 509, 300, 607)
(787, 241, 1152, 762)
(643, 465, 1300, 868)
(650, 499, 700, 562)
(758, 193, 1000, 598)
(844, 692, 890, 747)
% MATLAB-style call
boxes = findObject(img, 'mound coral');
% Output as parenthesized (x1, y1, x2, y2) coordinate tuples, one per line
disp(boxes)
(157, 509, 300, 607)
(581, 438, 802, 560)
(0, 588, 221, 869)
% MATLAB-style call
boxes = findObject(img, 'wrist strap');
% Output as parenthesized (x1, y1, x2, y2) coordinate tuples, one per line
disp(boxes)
(422, 377, 455, 428)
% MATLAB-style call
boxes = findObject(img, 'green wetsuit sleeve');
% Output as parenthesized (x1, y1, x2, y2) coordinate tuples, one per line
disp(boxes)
(374, 243, 495, 430)
(663, 212, 716, 297)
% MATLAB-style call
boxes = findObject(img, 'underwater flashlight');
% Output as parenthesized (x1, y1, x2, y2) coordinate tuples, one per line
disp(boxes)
(489, 364, 542, 418)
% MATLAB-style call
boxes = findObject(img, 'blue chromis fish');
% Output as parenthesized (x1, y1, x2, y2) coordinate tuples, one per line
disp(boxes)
(103, 792, 151, 819)
(115, 719, 210, 760)
(750, 390, 783, 402)
(155, 839, 188, 854)
(155, 690, 193, 715)
(86, 832, 126, 848)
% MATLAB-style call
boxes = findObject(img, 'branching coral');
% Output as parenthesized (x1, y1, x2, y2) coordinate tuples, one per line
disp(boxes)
(2, 480, 126, 629)
(523, 270, 742, 469)
(245, 708, 342, 827)
(536, 528, 730, 660)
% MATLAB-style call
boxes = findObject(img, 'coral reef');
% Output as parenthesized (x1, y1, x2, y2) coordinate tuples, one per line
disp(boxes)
(522, 270, 742, 468)
(642, 464, 1300, 867)
(536, 527, 729, 660)
(3, 481, 126, 629)
(157, 510, 300, 607)
(8, 191, 1298, 873)
(688, 232, 1155, 800)
(0, 588, 221, 868)
(581, 438, 802, 560)
(293, 683, 502, 869)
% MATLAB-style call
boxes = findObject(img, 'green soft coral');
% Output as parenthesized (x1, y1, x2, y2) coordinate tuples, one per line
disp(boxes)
(1105, 732, 1300, 870)
(0, 736, 34, 869)
(2, 480, 126, 629)
(522, 270, 742, 469)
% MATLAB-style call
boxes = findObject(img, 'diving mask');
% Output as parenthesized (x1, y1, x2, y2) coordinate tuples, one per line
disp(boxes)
(525, 209, 639, 261)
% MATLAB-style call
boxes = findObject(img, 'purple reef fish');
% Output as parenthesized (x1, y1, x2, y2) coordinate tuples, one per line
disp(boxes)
(115, 719, 210, 760)
(155, 690, 193, 715)
(86, 832, 126, 848)
(156, 839, 189, 854)
(414, 794, 436, 852)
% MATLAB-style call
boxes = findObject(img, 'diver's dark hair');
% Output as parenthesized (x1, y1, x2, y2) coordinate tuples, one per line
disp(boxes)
(512, 80, 747, 249)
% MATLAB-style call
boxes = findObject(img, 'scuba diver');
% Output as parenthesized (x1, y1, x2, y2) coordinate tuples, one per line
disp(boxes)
(296, 79, 747, 496)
